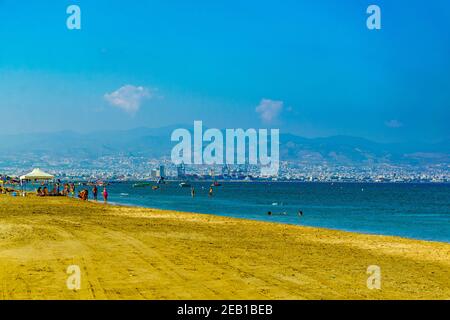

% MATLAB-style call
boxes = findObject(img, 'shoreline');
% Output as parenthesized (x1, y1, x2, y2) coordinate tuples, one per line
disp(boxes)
(4, 186, 450, 243)
(1, 195, 449, 299)
(99, 198, 450, 244)
(111, 180, 450, 185)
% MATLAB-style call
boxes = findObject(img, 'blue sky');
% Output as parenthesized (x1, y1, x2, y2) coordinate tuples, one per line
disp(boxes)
(0, 0, 449, 143)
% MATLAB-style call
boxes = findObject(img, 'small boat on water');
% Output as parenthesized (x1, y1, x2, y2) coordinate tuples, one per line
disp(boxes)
(212, 181, 221, 187)
(133, 182, 153, 188)
(179, 182, 191, 188)
(86, 181, 110, 187)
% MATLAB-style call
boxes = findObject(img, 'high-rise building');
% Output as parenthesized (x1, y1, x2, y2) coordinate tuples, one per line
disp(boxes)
(177, 162, 186, 179)
(159, 165, 165, 178)
(222, 165, 230, 177)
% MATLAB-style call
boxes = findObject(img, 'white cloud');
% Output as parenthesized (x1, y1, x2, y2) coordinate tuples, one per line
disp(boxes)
(385, 120, 403, 128)
(255, 99, 284, 123)
(104, 85, 152, 114)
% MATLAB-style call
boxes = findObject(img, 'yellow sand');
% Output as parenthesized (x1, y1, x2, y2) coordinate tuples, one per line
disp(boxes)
(0, 195, 449, 300)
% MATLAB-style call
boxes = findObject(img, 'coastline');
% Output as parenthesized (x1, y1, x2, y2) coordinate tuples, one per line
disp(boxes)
(105, 198, 450, 244)
(15, 181, 450, 242)
(1, 195, 449, 299)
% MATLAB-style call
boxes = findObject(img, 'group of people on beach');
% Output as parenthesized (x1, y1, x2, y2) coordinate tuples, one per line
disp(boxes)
(0, 186, 14, 194)
(77, 185, 108, 202)
(36, 182, 108, 203)
(37, 182, 76, 197)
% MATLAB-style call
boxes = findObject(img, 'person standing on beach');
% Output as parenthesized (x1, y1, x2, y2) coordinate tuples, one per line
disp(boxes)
(63, 184, 69, 196)
(70, 183, 75, 198)
(92, 185, 98, 201)
(102, 187, 108, 203)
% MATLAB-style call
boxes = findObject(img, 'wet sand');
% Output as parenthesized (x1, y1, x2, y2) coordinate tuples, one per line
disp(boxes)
(0, 195, 449, 299)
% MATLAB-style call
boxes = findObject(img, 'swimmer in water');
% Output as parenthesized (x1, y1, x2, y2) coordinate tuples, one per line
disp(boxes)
(268, 211, 287, 216)
(298, 210, 304, 217)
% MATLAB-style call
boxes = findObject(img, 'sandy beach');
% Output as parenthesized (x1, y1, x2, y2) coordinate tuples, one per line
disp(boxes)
(0, 195, 449, 300)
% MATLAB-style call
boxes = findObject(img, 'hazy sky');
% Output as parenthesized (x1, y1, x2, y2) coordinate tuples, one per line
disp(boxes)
(0, 0, 449, 143)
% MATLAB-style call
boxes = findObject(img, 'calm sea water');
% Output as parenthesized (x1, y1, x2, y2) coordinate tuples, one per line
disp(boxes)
(101, 182, 450, 243)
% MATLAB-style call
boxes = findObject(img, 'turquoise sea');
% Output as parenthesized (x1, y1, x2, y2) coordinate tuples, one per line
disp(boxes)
(101, 182, 450, 243)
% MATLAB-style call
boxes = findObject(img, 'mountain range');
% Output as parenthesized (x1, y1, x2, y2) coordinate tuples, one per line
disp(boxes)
(0, 125, 448, 167)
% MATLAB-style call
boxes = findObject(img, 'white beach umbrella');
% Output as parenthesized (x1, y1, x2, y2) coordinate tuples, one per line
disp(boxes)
(20, 168, 55, 181)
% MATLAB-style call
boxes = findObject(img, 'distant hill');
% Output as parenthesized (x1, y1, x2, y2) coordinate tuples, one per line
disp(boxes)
(279, 134, 450, 166)
(0, 126, 448, 167)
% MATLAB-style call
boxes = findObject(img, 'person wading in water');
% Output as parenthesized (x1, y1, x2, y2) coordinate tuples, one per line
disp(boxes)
(102, 187, 108, 203)
(92, 185, 98, 201)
